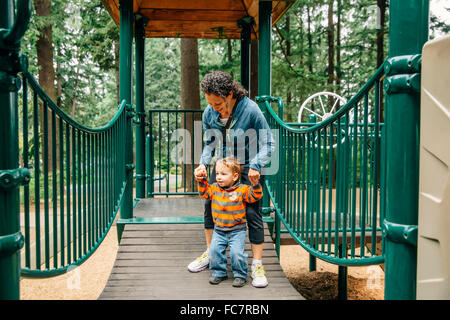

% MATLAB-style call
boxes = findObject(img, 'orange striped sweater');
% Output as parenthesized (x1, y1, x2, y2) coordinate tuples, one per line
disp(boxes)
(198, 178, 263, 231)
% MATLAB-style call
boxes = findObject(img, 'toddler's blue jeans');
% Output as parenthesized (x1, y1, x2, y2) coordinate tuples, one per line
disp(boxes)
(210, 228, 248, 279)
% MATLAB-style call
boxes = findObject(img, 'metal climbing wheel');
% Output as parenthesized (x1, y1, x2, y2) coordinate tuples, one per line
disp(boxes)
(298, 91, 352, 149)
(297, 91, 349, 123)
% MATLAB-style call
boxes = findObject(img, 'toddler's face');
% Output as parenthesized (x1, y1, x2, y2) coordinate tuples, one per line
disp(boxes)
(215, 163, 239, 188)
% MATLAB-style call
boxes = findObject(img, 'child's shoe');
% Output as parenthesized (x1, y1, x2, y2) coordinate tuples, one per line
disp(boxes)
(187, 251, 210, 272)
(251, 264, 268, 288)
(232, 277, 247, 287)
(209, 275, 228, 285)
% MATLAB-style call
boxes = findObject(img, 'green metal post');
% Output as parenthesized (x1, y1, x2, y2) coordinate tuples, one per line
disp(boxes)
(119, 0, 134, 221)
(146, 134, 151, 197)
(0, 0, 30, 300)
(238, 17, 253, 92)
(338, 262, 348, 300)
(258, 0, 272, 231)
(384, 0, 428, 300)
(135, 16, 147, 199)
(308, 115, 317, 272)
(258, 1, 272, 97)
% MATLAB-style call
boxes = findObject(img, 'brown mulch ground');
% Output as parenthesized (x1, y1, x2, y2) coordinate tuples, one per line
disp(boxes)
(280, 245, 384, 300)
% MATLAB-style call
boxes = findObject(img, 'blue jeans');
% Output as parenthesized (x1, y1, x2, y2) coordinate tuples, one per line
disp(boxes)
(210, 228, 248, 279)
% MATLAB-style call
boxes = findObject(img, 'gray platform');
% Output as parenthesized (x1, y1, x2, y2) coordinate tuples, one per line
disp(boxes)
(99, 197, 304, 300)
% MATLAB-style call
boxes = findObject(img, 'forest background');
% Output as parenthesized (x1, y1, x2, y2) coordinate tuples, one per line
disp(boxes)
(22, 0, 449, 128)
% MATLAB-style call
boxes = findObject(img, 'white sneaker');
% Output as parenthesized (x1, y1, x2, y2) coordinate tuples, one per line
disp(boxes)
(251, 264, 268, 288)
(187, 251, 210, 272)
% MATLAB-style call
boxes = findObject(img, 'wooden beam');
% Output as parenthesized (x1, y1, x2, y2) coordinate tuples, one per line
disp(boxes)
(139, 9, 247, 21)
(145, 31, 242, 39)
(272, 1, 295, 25)
(138, 0, 244, 11)
(146, 19, 242, 33)
(101, 0, 294, 39)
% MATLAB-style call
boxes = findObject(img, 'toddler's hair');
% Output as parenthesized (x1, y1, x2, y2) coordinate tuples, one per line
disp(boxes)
(216, 157, 242, 177)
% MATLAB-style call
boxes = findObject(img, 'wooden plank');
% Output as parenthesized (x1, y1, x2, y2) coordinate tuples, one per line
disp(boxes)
(139, 9, 247, 21)
(117, 244, 209, 251)
(145, 32, 242, 39)
(102, 284, 298, 292)
(113, 257, 281, 267)
(109, 264, 285, 274)
(244, 0, 259, 35)
(138, 0, 245, 11)
(121, 231, 273, 240)
(99, 291, 303, 300)
(103, 278, 294, 288)
(103, 0, 291, 39)
(115, 250, 279, 260)
(119, 233, 273, 244)
(121, 230, 207, 238)
(124, 223, 272, 234)
(100, 197, 303, 300)
(107, 270, 289, 280)
(133, 198, 204, 216)
(124, 224, 204, 231)
(279, 230, 382, 248)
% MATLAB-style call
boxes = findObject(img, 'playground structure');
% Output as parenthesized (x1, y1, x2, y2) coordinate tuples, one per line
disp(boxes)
(0, 0, 449, 300)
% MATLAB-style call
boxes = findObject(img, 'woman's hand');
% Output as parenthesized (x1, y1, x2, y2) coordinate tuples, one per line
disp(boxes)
(248, 168, 260, 186)
(194, 164, 207, 182)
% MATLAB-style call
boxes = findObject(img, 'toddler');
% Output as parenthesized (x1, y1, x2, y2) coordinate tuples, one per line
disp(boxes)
(196, 157, 263, 287)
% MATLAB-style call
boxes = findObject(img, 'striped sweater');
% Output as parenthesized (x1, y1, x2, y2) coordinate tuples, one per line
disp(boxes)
(198, 178, 263, 232)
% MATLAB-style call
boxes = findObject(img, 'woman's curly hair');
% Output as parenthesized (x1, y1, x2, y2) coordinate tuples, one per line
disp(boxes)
(201, 71, 248, 100)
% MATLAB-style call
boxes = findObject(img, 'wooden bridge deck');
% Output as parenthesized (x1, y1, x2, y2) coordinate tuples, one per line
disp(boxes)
(99, 197, 304, 300)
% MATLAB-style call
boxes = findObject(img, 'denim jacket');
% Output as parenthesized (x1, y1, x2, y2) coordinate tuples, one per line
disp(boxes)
(199, 96, 275, 172)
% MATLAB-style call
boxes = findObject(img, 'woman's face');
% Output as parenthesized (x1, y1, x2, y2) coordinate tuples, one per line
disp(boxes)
(204, 91, 233, 118)
(215, 163, 239, 188)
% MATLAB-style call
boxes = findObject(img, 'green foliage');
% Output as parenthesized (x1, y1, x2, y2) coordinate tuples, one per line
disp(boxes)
(19, 0, 447, 130)
(145, 38, 181, 110)
(21, 0, 119, 127)
(272, 0, 390, 122)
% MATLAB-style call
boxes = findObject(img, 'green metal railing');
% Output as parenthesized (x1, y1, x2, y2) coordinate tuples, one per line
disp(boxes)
(147, 109, 204, 197)
(257, 63, 386, 268)
(18, 72, 128, 276)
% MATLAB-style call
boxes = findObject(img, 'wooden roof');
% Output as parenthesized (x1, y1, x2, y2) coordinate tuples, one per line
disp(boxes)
(101, 0, 295, 39)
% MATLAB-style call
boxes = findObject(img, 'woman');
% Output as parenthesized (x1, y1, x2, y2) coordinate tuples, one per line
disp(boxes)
(187, 71, 274, 288)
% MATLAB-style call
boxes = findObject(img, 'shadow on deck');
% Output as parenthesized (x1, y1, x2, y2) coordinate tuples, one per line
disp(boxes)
(99, 197, 304, 300)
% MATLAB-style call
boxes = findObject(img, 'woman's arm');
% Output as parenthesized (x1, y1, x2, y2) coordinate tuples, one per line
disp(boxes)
(199, 108, 220, 167)
(249, 110, 275, 172)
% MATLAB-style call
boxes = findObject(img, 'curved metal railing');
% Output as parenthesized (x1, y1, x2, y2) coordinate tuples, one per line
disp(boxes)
(19, 71, 128, 276)
(257, 64, 386, 266)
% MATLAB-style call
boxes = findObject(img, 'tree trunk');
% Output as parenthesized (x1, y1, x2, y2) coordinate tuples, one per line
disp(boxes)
(227, 39, 232, 62)
(307, 5, 313, 74)
(328, 0, 337, 187)
(306, 4, 314, 115)
(285, 13, 293, 122)
(34, 0, 57, 171)
(71, 67, 80, 119)
(56, 43, 62, 108)
(180, 38, 201, 193)
(336, 0, 342, 96)
(327, 0, 335, 90)
(114, 38, 120, 106)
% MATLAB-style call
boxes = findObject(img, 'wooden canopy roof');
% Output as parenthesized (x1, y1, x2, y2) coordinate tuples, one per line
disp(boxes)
(101, 0, 294, 39)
